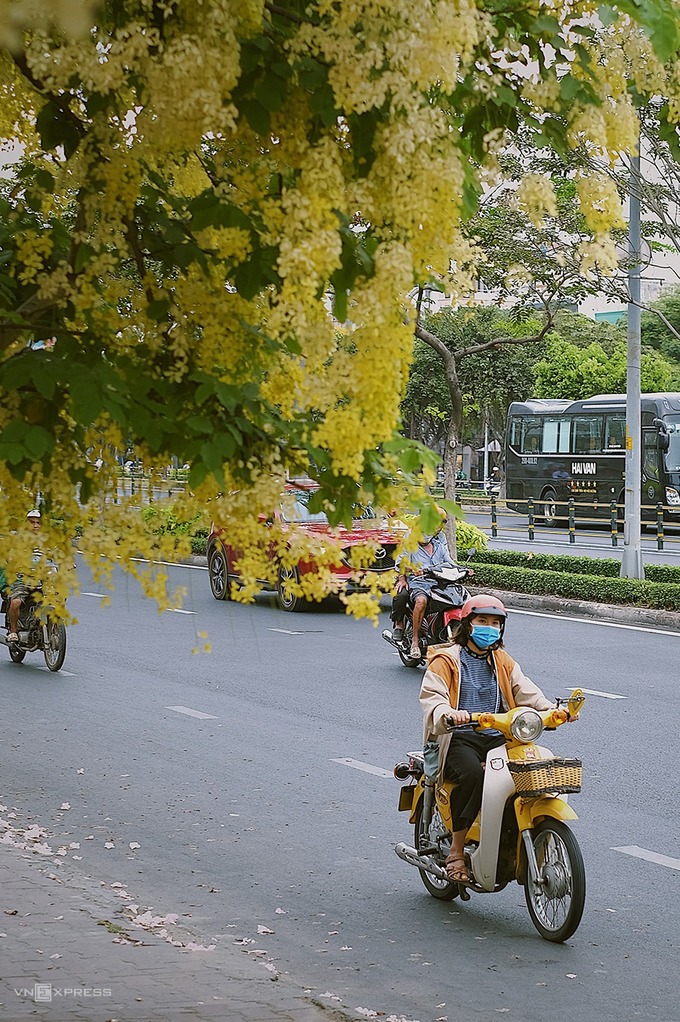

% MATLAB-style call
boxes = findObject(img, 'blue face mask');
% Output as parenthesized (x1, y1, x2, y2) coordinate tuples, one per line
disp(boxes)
(470, 625, 501, 649)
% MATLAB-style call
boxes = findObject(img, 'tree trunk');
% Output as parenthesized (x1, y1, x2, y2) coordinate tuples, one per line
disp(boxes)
(414, 322, 463, 560)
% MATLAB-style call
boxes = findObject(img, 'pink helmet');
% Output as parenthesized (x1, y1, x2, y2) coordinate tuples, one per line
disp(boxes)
(461, 594, 507, 620)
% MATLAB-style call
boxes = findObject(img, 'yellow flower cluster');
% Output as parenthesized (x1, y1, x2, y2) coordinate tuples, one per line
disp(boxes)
(517, 174, 558, 228)
(576, 173, 626, 234)
(14, 230, 53, 284)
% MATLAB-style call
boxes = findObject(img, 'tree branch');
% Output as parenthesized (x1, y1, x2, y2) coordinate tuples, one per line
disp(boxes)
(457, 316, 554, 357)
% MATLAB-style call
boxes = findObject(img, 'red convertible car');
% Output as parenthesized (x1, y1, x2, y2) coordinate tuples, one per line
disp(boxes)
(206, 481, 400, 611)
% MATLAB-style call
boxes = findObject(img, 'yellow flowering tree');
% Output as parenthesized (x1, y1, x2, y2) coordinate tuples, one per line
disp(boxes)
(0, 0, 679, 615)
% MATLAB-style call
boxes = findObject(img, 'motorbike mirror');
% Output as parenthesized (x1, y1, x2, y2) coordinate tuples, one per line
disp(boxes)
(466, 547, 476, 559)
(567, 688, 585, 718)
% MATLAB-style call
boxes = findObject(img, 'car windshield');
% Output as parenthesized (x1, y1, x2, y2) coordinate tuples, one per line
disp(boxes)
(282, 490, 378, 524)
(283, 490, 329, 524)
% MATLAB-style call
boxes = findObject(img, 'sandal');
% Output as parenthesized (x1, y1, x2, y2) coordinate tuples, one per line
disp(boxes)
(445, 855, 471, 884)
(7, 632, 19, 643)
(410, 645, 421, 659)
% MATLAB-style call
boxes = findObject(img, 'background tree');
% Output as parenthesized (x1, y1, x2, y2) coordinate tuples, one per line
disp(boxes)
(641, 288, 680, 365)
(402, 307, 541, 463)
(533, 337, 674, 398)
(0, 1, 678, 612)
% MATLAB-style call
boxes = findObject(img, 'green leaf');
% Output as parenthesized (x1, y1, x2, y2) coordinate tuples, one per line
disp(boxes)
(74, 243, 94, 273)
(333, 288, 348, 323)
(147, 299, 171, 321)
(241, 98, 271, 136)
(23, 425, 53, 459)
(35, 169, 55, 193)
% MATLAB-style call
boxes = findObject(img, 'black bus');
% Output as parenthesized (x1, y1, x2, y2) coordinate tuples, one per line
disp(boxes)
(504, 394, 680, 525)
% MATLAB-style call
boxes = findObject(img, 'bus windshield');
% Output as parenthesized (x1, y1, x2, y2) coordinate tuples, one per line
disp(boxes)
(664, 416, 680, 471)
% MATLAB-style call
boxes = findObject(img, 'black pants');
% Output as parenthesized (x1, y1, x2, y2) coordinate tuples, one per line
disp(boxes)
(443, 731, 506, 831)
(391, 587, 409, 624)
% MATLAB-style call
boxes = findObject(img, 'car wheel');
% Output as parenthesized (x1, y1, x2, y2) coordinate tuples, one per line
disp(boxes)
(209, 548, 230, 601)
(277, 564, 307, 612)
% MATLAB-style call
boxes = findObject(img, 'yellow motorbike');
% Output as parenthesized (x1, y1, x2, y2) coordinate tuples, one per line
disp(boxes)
(394, 690, 586, 942)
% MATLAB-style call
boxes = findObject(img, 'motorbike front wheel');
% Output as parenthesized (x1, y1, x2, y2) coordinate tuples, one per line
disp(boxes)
(413, 800, 459, 901)
(43, 621, 67, 672)
(524, 819, 585, 942)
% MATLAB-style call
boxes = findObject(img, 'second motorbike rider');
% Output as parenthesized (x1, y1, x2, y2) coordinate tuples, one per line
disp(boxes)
(391, 509, 467, 659)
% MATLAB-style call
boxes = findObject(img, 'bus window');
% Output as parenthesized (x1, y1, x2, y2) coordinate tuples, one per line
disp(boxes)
(509, 417, 522, 448)
(604, 415, 626, 450)
(643, 430, 659, 481)
(522, 419, 542, 453)
(573, 415, 603, 454)
(541, 417, 571, 454)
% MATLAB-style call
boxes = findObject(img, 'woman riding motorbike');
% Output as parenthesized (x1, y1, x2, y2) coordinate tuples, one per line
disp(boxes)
(419, 595, 561, 883)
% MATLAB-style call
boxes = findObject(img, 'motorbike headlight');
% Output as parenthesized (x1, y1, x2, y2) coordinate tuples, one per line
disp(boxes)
(510, 709, 544, 743)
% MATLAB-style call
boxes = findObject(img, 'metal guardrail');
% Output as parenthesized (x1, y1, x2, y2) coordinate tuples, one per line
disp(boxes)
(480, 495, 673, 551)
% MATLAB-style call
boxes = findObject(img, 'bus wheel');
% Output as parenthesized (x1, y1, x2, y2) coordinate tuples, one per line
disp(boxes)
(540, 488, 559, 527)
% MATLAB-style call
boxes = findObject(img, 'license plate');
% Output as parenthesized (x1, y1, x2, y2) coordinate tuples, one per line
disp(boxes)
(398, 785, 415, 812)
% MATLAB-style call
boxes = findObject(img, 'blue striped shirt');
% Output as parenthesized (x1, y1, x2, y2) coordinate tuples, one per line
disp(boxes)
(458, 647, 501, 733)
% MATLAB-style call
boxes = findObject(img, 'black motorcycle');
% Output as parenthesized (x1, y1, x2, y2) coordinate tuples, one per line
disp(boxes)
(382, 564, 472, 668)
(1, 590, 67, 672)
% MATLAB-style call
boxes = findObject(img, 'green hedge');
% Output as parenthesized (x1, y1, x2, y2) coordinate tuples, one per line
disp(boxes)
(472, 561, 680, 611)
(191, 533, 208, 555)
(473, 548, 680, 586)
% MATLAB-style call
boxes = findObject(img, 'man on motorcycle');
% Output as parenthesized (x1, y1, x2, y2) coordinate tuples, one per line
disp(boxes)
(419, 595, 554, 884)
(7, 509, 42, 644)
(391, 509, 463, 659)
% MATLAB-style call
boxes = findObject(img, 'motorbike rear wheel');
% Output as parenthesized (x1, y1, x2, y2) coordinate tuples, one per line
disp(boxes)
(43, 620, 67, 672)
(413, 800, 459, 901)
(8, 645, 26, 663)
(524, 819, 585, 942)
(397, 621, 424, 668)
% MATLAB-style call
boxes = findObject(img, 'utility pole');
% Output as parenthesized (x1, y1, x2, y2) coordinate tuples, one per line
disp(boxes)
(620, 147, 645, 579)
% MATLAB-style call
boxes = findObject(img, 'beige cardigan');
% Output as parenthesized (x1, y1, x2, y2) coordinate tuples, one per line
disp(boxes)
(419, 643, 553, 781)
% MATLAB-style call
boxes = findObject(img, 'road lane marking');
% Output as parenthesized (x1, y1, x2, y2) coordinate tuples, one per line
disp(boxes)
(268, 627, 304, 635)
(509, 608, 680, 637)
(166, 705, 218, 720)
(167, 608, 195, 615)
(331, 757, 393, 778)
(132, 557, 207, 570)
(81, 592, 108, 598)
(612, 845, 680, 871)
(580, 687, 626, 700)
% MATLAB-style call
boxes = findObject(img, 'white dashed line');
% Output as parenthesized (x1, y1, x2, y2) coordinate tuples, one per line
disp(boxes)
(612, 845, 680, 871)
(331, 757, 393, 778)
(580, 687, 626, 700)
(81, 592, 108, 598)
(166, 705, 218, 720)
(167, 608, 195, 615)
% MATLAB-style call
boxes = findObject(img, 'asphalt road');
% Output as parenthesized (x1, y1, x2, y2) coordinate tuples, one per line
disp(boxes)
(1, 559, 679, 1022)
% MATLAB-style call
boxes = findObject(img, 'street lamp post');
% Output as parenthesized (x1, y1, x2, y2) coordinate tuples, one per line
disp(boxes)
(620, 150, 645, 580)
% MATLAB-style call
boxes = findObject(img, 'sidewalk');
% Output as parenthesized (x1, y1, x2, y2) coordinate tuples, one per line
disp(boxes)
(0, 846, 357, 1022)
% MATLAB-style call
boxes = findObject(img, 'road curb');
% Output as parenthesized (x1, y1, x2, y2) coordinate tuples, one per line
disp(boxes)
(475, 586, 680, 632)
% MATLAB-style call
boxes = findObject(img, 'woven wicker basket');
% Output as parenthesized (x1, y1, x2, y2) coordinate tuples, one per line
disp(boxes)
(507, 757, 582, 797)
